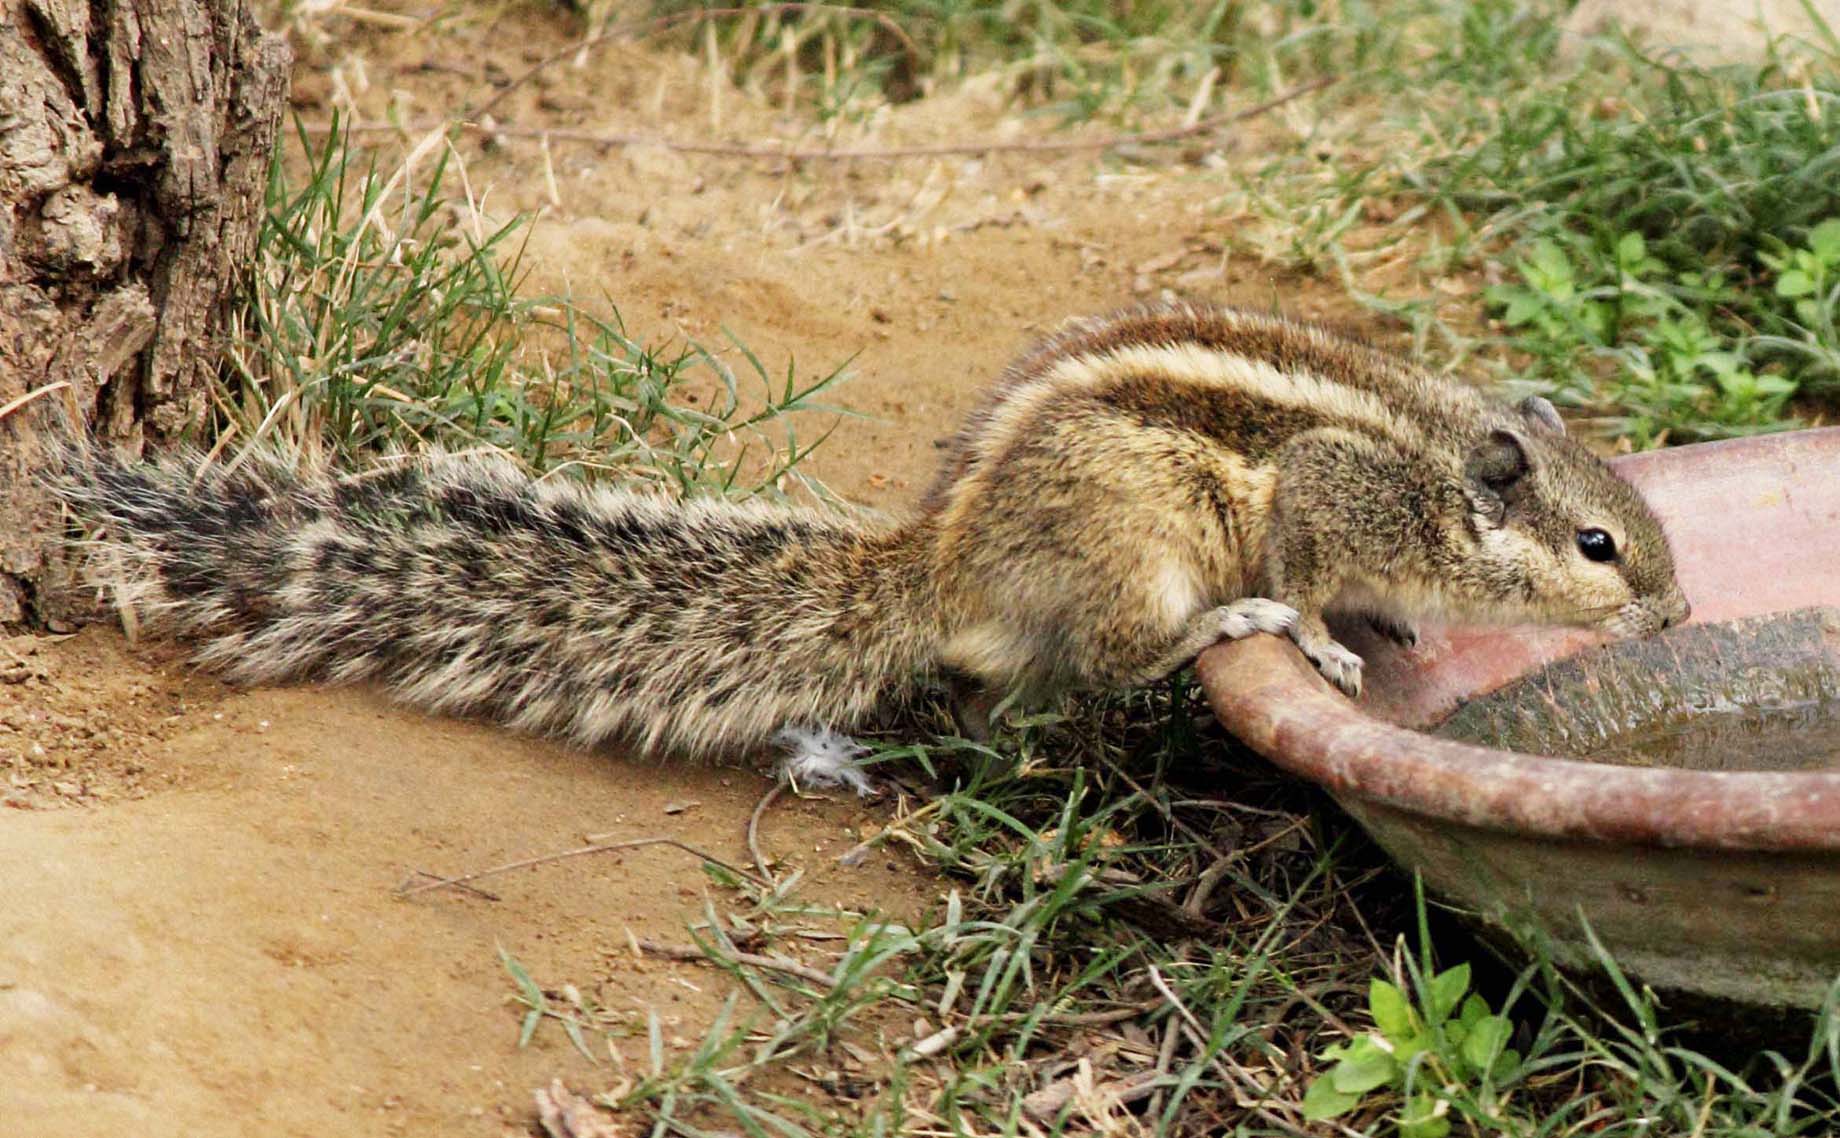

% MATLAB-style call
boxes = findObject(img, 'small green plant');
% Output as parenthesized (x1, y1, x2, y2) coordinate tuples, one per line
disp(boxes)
(224, 116, 849, 498)
(501, 947, 605, 1062)
(1761, 217, 1840, 382)
(1485, 232, 1666, 348)
(1766, 218, 1840, 326)
(1303, 958, 1522, 1136)
(1484, 230, 1809, 445)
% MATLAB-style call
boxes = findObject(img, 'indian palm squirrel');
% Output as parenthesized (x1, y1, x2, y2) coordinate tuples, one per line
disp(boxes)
(52, 301, 1691, 757)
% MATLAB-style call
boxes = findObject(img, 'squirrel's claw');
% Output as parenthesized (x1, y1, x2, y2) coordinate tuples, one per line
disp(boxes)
(1365, 613, 1419, 649)
(1296, 634, 1365, 698)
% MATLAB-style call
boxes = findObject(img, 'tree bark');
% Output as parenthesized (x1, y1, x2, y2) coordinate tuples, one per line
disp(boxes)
(0, 0, 289, 626)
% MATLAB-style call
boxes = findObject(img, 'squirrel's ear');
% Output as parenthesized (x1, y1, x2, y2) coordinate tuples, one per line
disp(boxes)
(1517, 394, 1566, 435)
(1464, 429, 1531, 525)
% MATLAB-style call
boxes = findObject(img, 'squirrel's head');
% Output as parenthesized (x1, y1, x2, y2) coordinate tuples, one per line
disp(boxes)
(1456, 395, 1689, 638)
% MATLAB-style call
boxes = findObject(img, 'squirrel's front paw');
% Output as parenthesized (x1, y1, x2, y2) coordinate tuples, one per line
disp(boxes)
(1215, 598, 1300, 640)
(1295, 631, 1365, 697)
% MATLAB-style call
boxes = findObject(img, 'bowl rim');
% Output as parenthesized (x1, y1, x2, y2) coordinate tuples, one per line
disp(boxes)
(1197, 637, 1840, 851)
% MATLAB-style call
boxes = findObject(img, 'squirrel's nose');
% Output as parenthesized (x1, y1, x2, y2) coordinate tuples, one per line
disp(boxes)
(1662, 593, 1691, 629)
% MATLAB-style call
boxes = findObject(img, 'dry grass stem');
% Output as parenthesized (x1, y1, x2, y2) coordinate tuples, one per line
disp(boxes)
(310, 77, 1334, 162)
(397, 836, 773, 898)
(633, 937, 839, 989)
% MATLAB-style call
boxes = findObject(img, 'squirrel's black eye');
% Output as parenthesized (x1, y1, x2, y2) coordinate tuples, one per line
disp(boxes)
(1576, 528, 1617, 562)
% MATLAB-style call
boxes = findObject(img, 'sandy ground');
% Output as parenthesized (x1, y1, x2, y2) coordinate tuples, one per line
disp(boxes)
(3, 630, 930, 1136)
(3, 6, 1387, 1133)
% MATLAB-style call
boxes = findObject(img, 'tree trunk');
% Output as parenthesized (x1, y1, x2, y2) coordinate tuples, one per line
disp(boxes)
(0, 0, 289, 627)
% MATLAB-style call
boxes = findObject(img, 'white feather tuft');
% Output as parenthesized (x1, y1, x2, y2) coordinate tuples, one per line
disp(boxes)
(773, 725, 875, 796)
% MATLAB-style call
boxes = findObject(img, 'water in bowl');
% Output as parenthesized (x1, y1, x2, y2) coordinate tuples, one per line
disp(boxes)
(1432, 607, 1840, 773)
(1572, 700, 1840, 772)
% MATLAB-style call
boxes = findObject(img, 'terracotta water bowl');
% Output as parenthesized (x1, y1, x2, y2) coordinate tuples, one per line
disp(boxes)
(1197, 427, 1840, 1009)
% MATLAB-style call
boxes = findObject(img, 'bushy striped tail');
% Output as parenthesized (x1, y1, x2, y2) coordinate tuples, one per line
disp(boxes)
(50, 447, 942, 757)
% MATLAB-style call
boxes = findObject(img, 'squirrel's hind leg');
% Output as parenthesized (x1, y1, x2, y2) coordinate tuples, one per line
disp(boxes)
(946, 673, 1001, 742)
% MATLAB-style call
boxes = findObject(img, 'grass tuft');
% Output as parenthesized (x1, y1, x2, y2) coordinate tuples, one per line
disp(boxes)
(1417, 24, 1840, 443)
(643, 0, 1398, 126)
(506, 685, 1840, 1136)
(221, 115, 848, 497)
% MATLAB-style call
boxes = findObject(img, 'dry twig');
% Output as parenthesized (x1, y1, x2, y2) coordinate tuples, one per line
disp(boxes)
(746, 781, 785, 880)
(396, 835, 772, 898)
(633, 936, 839, 989)
(533, 1079, 625, 1138)
(1148, 965, 1315, 1133)
(396, 869, 500, 901)
(312, 78, 1334, 162)
(1022, 1067, 1163, 1125)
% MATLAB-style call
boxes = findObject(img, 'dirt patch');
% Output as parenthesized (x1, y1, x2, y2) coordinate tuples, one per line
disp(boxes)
(4, 6, 1389, 1135)
(2, 667, 935, 1136)
(1, 629, 220, 809)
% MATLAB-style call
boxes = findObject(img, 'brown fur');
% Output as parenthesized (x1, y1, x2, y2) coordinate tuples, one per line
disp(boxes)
(923, 301, 1687, 701)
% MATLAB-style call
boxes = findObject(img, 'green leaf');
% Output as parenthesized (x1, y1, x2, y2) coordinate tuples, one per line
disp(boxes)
(1582, 301, 1614, 343)
(501, 947, 546, 1048)
(1370, 979, 1415, 1040)
(560, 1013, 597, 1063)
(1616, 231, 1647, 270)
(1392, 1031, 1430, 1065)
(1426, 964, 1470, 1025)
(1461, 1013, 1512, 1071)
(1493, 1047, 1524, 1082)
(1400, 1094, 1453, 1138)
(1715, 367, 1762, 396)
(1526, 239, 1573, 291)
(1330, 1038, 1397, 1095)
(1458, 993, 1490, 1029)
(1777, 269, 1816, 298)
(1504, 295, 1543, 326)
(1301, 1074, 1363, 1121)
(1808, 218, 1840, 261)
(1488, 283, 1546, 327)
